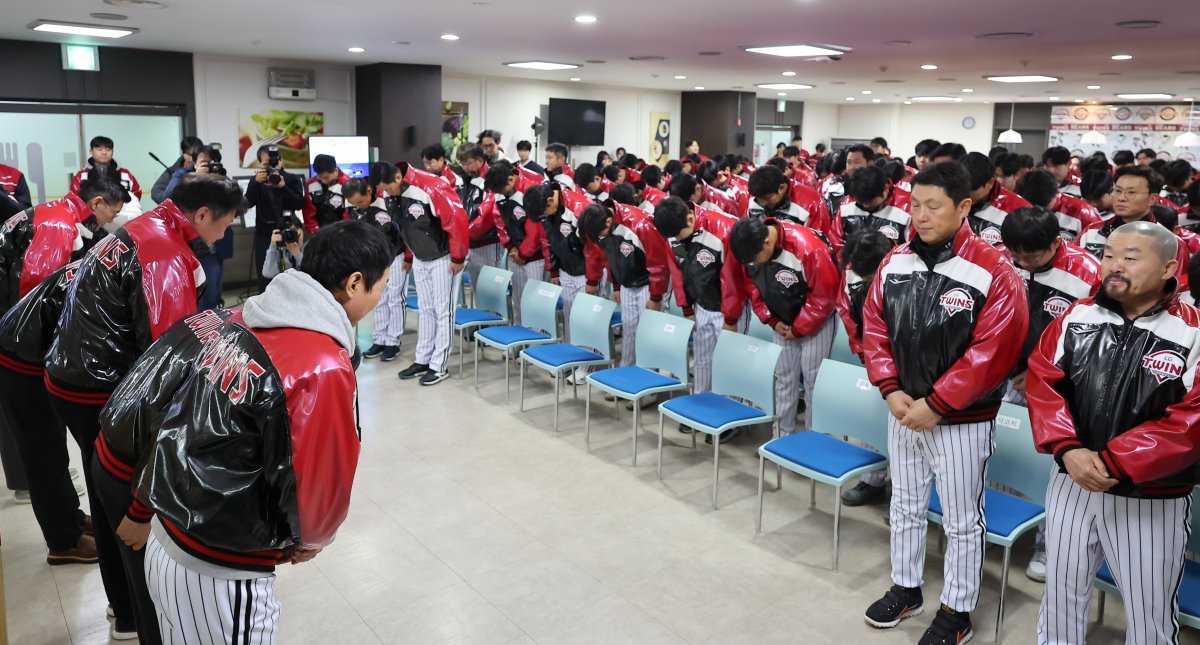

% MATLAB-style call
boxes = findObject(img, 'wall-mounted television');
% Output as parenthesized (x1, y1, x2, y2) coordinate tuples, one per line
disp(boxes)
(308, 135, 370, 179)
(548, 98, 606, 146)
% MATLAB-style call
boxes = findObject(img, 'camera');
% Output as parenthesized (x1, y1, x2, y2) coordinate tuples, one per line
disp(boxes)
(279, 212, 300, 245)
(204, 143, 227, 176)
(265, 145, 283, 186)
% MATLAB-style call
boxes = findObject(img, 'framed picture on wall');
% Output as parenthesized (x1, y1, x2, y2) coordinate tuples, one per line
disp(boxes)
(649, 111, 670, 167)
(237, 109, 325, 169)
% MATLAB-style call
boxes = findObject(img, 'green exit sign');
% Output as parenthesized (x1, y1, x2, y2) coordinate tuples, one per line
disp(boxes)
(62, 44, 100, 72)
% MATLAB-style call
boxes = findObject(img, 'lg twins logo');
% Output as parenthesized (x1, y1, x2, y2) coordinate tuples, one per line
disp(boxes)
(1043, 296, 1071, 317)
(513, 206, 526, 221)
(1142, 350, 1186, 384)
(878, 225, 900, 241)
(559, 222, 574, 237)
(328, 195, 344, 209)
(980, 227, 1003, 246)
(775, 269, 799, 287)
(695, 249, 717, 267)
(619, 241, 635, 257)
(939, 288, 974, 316)
(407, 203, 425, 218)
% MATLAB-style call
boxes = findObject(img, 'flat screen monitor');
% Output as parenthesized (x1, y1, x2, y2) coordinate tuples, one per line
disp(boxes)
(548, 99, 606, 146)
(308, 135, 370, 179)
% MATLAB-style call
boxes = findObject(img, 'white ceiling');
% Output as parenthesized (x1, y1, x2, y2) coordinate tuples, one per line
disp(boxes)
(7, 0, 1200, 104)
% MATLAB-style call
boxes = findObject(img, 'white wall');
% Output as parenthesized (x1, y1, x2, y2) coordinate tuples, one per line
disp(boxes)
(799, 101, 996, 158)
(193, 54, 356, 170)
(443, 75, 681, 166)
(800, 102, 839, 151)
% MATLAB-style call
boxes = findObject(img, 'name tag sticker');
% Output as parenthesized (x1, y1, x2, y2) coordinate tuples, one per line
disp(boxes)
(538, 288, 554, 297)
(747, 345, 759, 353)
(663, 323, 676, 333)
(495, 275, 505, 283)
(996, 415, 1019, 429)
(856, 378, 871, 391)
(593, 304, 603, 312)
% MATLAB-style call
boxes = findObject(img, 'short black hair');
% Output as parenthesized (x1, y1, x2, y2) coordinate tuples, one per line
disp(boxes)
(930, 142, 966, 161)
(1162, 160, 1194, 189)
(1079, 154, 1111, 176)
(792, 135, 803, 143)
(988, 145, 1009, 164)
(602, 165, 622, 183)
(1149, 158, 1168, 174)
(696, 160, 721, 186)
(641, 165, 663, 189)
(522, 183, 553, 216)
(421, 144, 446, 161)
(1042, 146, 1071, 166)
(815, 143, 827, 153)
(846, 144, 876, 161)
(484, 159, 516, 193)
(1015, 169, 1059, 208)
(368, 161, 399, 188)
(577, 203, 612, 242)
(313, 154, 338, 174)
(783, 145, 801, 158)
(748, 165, 789, 198)
(77, 176, 131, 206)
(1188, 181, 1200, 213)
(911, 161, 971, 205)
(663, 159, 682, 175)
(1000, 206, 1060, 253)
(301, 219, 394, 292)
(1112, 149, 1135, 165)
(89, 136, 114, 150)
(574, 163, 599, 188)
(610, 183, 637, 205)
(841, 228, 892, 276)
(1115, 165, 1164, 193)
(960, 152, 995, 191)
(729, 218, 770, 264)
(457, 143, 486, 163)
(477, 129, 501, 144)
(847, 165, 889, 202)
(1152, 204, 1178, 229)
(667, 172, 699, 201)
(341, 178, 371, 199)
(170, 174, 247, 220)
(653, 196, 691, 238)
(765, 157, 789, 172)
(516, 140, 532, 152)
(546, 142, 569, 159)
(915, 139, 941, 157)
(596, 150, 612, 165)
(1080, 170, 1114, 202)
(1188, 252, 1200, 302)
(619, 153, 639, 168)
(1136, 148, 1157, 159)
(881, 159, 907, 184)
(870, 137, 889, 149)
(180, 136, 204, 157)
(996, 152, 1031, 178)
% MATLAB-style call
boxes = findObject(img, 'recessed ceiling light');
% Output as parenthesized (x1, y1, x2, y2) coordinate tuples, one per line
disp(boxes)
(1115, 20, 1159, 29)
(986, 75, 1059, 83)
(744, 43, 851, 58)
(921, 64, 938, 70)
(673, 75, 687, 80)
(89, 12, 127, 20)
(861, 90, 872, 95)
(505, 61, 579, 70)
(440, 34, 459, 41)
(777, 92, 787, 96)
(1111, 54, 1133, 61)
(910, 96, 957, 102)
(904, 100, 913, 104)
(391, 40, 410, 45)
(28, 19, 137, 38)
(1048, 96, 1060, 100)
(983, 100, 991, 104)
(975, 31, 1034, 40)
(1086, 84, 1101, 89)
(1074, 98, 1084, 102)
(756, 83, 814, 90)
(961, 88, 974, 93)
(872, 98, 881, 103)
(954, 98, 963, 102)
(693, 86, 705, 90)
(1116, 92, 1173, 99)
(574, 14, 597, 23)
(846, 97, 856, 101)
(569, 77, 581, 82)
(782, 71, 796, 76)
(1184, 97, 1195, 101)
(347, 47, 364, 53)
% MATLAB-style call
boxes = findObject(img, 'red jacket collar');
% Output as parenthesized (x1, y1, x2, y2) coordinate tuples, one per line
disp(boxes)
(155, 199, 202, 243)
(62, 191, 92, 223)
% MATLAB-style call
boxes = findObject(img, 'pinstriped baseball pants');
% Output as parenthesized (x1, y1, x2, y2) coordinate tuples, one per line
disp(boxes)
(692, 305, 726, 394)
(772, 314, 837, 436)
(558, 273, 586, 342)
(413, 255, 462, 374)
(618, 285, 651, 367)
(371, 255, 408, 346)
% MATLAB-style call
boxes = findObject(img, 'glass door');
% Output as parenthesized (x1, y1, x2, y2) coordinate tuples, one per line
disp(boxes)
(0, 112, 83, 204)
(82, 114, 184, 212)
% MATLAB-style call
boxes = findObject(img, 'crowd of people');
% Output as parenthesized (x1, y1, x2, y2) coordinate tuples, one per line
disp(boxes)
(0, 124, 1199, 644)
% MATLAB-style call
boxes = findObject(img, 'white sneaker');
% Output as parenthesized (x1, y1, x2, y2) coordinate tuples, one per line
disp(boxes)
(1026, 547, 1047, 583)
(69, 467, 80, 480)
(13, 490, 31, 504)
(566, 368, 588, 386)
(75, 481, 86, 497)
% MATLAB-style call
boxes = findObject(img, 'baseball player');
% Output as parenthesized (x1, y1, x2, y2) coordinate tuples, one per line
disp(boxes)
(348, 173, 407, 362)
(538, 183, 594, 346)
(728, 216, 839, 438)
(960, 152, 1031, 247)
(97, 221, 391, 645)
(301, 154, 349, 234)
(1016, 169, 1101, 244)
(861, 162, 1028, 644)
(488, 160, 544, 325)
(1028, 221, 1200, 644)
(747, 164, 832, 235)
(395, 163, 470, 386)
(829, 164, 913, 257)
(458, 143, 502, 299)
(544, 143, 577, 191)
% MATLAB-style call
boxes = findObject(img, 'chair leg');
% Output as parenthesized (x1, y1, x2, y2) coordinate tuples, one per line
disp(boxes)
(776, 463, 782, 491)
(458, 329, 464, 377)
(585, 383, 592, 447)
(519, 359, 525, 411)
(656, 413, 665, 480)
(833, 487, 842, 572)
(473, 339, 480, 389)
(631, 398, 639, 467)
(810, 478, 816, 507)
(1097, 591, 1106, 624)
(554, 373, 561, 432)
(938, 531, 945, 553)
(756, 456, 766, 534)
(997, 545, 1011, 643)
(691, 426, 697, 450)
(505, 353, 512, 405)
(572, 374, 578, 400)
(712, 435, 721, 510)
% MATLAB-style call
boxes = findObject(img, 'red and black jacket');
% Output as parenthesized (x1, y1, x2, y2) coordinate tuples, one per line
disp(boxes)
(829, 189, 912, 257)
(0, 192, 104, 313)
(44, 200, 209, 402)
(1047, 192, 1101, 243)
(730, 218, 838, 335)
(348, 204, 405, 257)
(0, 164, 32, 209)
(967, 183, 1031, 247)
(748, 189, 832, 237)
(584, 203, 671, 300)
(1011, 242, 1101, 374)
(302, 169, 350, 233)
(863, 223, 1029, 423)
(0, 260, 82, 376)
(396, 165, 469, 265)
(97, 306, 359, 570)
(1027, 289, 1200, 498)
(835, 268, 871, 358)
(71, 159, 142, 200)
(461, 163, 500, 248)
(543, 188, 591, 279)
(493, 191, 544, 263)
(662, 204, 740, 316)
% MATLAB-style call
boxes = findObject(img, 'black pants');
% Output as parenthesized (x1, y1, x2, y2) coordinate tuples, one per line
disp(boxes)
(199, 253, 224, 310)
(253, 232, 273, 293)
(0, 367, 84, 550)
(0, 413, 27, 491)
(90, 455, 162, 645)
(48, 393, 135, 625)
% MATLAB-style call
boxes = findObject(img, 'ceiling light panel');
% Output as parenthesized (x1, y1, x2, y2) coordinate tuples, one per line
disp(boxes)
(29, 20, 137, 38)
(744, 44, 850, 58)
(986, 75, 1059, 83)
(505, 61, 580, 70)
(756, 83, 814, 90)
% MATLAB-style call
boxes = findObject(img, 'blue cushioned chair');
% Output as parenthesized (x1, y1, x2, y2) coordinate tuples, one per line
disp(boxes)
(585, 310, 694, 466)
(828, 322, 860, 365)
(519, 294, 617, 431)
(474, 280, 562, 403)
(454, 266, 512, 377)
(755, 359, 890, 570)
(1094, 487, 1200, 632)
(657, 330, 783, 510)
(926, 403, 1051, 643)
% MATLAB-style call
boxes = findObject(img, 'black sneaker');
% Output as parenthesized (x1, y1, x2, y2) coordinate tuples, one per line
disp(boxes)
(380, 346, 401, 362)
(111, 617, 138, 640)
(841, 481, 888, 506)
(419, 370, 449, 386)
(678, 423, 694, 434)
(704, 427, 743, 445)
(918, 605, 972, 645)
(864, 585, 924, 629)
(398, 363, 429, 380)
(363, 344, 386, 359)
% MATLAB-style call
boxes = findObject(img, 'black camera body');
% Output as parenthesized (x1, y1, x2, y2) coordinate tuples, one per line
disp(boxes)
(279, 212, 300, 245)
(265, 145, 283, 186)
(205, 143, 227, 177)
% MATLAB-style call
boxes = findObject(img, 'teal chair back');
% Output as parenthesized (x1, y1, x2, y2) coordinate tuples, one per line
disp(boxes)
(810, 359, 890, 454)
(474, 266, 513, 319)
(988, 403, 1053, 506)
(747, 316, 775, 343)
(634, 310, 694, 385)
(829, 323, 859, 365)
(520, 280, 562, 337)
(711, 331, 783, 416)
(569, 294, 618, 359)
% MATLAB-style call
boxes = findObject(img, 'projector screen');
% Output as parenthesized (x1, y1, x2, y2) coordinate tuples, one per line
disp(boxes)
(548, 99, 606, 147)
(308, 135, 370, 179)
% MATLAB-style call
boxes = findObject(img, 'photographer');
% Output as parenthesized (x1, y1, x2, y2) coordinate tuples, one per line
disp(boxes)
(151, 136, 203, 204)
(246, 144, 305, 291)
(262, 215, 305, 280)
(164, 145, 234, 308)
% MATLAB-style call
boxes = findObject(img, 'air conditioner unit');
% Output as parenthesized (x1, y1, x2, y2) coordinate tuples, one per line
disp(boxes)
(267, 67, 316, 101)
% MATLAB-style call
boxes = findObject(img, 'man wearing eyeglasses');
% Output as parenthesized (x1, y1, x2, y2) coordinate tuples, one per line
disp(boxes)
(1079, 167, 1196, 288)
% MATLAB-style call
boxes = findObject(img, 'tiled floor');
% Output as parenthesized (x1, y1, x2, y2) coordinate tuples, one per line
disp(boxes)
(0, 326, 1183, 644)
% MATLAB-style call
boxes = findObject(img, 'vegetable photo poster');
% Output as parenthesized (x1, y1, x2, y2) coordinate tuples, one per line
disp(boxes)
(238, 109, 325, 169)
(442, 101, 470, 157)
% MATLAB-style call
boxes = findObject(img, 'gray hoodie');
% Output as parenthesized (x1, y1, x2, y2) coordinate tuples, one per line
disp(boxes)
(242, 269, 355, 354)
